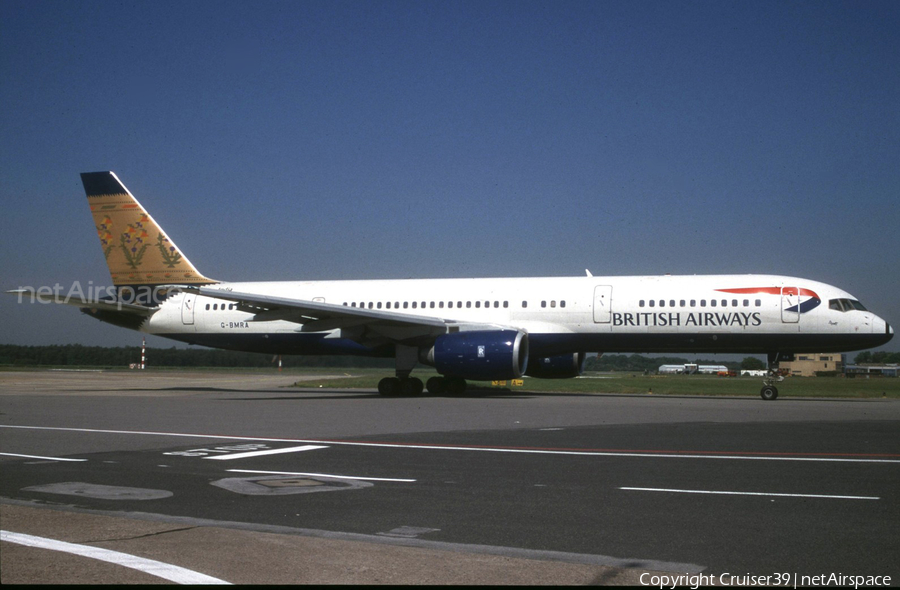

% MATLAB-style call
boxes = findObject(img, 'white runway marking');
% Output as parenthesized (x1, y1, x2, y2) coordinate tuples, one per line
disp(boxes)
(620, 487, 880, 500)
(227, 468, 416, 483)
(204, 444, 328, 460)
(0, 452, 87, 462)
(3, 424, 900, 464)
(1, 530, 230, 584)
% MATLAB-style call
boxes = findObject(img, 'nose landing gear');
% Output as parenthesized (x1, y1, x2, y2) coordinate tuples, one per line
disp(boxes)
(761, 352, 792, 400)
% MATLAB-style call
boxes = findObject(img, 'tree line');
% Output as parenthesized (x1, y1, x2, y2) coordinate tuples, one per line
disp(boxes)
(0, 344, 392, 369)
(852, 351, 900, 365)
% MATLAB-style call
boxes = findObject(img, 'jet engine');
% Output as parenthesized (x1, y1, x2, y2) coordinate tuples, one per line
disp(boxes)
(524, 352, 586, 379)
(424, 330, 529, 381)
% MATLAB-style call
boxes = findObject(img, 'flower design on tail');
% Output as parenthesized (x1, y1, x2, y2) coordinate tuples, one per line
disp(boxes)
(119, 216, 151, 269)
(96, 216, 114, 260)
(157, 233, 183, 267)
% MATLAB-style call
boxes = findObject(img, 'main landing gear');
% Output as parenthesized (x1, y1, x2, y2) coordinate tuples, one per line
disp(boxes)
(760, 352, 791, 400)
(376, 344, 469, 397)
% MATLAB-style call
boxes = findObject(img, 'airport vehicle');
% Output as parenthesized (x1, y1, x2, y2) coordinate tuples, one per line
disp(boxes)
(11, 172, 894, 399)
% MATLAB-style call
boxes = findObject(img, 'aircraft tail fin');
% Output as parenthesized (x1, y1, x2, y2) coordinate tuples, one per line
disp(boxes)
(81, 172, 216, 287)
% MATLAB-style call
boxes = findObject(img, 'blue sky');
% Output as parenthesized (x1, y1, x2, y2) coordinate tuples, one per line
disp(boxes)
(1, 0, 897, 353)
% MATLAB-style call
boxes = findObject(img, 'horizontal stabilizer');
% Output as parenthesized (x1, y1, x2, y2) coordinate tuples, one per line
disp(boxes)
(6, 289, 156, 315)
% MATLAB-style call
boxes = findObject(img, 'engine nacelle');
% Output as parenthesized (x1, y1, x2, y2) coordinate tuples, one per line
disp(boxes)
(425, 330, 529, 381)
(525, 352, 586, 379)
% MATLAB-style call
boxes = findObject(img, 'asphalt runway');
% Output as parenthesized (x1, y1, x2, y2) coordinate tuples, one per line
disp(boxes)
(1, 370, 898, 585)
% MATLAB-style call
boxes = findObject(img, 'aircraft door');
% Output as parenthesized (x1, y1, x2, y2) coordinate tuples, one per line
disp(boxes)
(781, 286, 800, 323)
(593, 285, 612, 323)
(181, 293, 196, 325)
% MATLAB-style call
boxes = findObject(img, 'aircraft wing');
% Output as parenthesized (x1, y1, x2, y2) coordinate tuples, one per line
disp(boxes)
(194, 286, 453, 346)
(6, 289, 156, 316)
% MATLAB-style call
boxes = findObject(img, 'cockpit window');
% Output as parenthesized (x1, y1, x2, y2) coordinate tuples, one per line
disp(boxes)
(849, 299, 867, 311)
(829, 298, 868, 312)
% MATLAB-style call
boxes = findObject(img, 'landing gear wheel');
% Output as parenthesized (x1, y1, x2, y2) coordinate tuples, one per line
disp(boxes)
(760, 385, 778, 401)
(426, 376, 446, 394)
(378, 377, 401, 396)
(400, 377, 424, 397)
(445, 377, 467, 396)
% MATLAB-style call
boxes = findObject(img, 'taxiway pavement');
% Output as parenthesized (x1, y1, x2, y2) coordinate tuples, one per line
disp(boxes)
(2, 370, 898, 584)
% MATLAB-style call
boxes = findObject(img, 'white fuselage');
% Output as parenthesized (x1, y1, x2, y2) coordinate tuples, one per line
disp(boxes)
(141, 274, 893, 357)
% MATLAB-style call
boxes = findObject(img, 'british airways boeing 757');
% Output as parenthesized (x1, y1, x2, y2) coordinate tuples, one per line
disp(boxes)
(11, 172, 893, 399)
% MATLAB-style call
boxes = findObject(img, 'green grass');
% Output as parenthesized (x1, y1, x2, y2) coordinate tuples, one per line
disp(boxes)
(292, 370, 900, 398)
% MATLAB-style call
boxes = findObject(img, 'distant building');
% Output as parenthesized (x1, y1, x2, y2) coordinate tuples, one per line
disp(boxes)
(658, 363, 729, 375)
(845, 364, 899, 378)
(740, 370, 767, 377)
(780, 353, 843, 377)
(697, 365, 729, 375)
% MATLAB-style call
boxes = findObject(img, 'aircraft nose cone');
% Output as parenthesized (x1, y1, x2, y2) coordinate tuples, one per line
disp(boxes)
(875, 316, 893, 342)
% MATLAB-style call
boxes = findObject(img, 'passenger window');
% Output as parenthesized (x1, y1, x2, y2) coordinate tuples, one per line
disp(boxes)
(639, 300, 645, 307)
(711, 300, 716, 307)
(522, 301, 528, 308)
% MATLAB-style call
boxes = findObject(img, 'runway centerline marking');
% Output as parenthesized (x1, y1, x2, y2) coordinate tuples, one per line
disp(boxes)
(620, 487, 880, 500)
(204, 445, 328, 460)
(1, 530, 230, 584)
(3, 425, 900, 464)
(227, 469, 415, 483)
